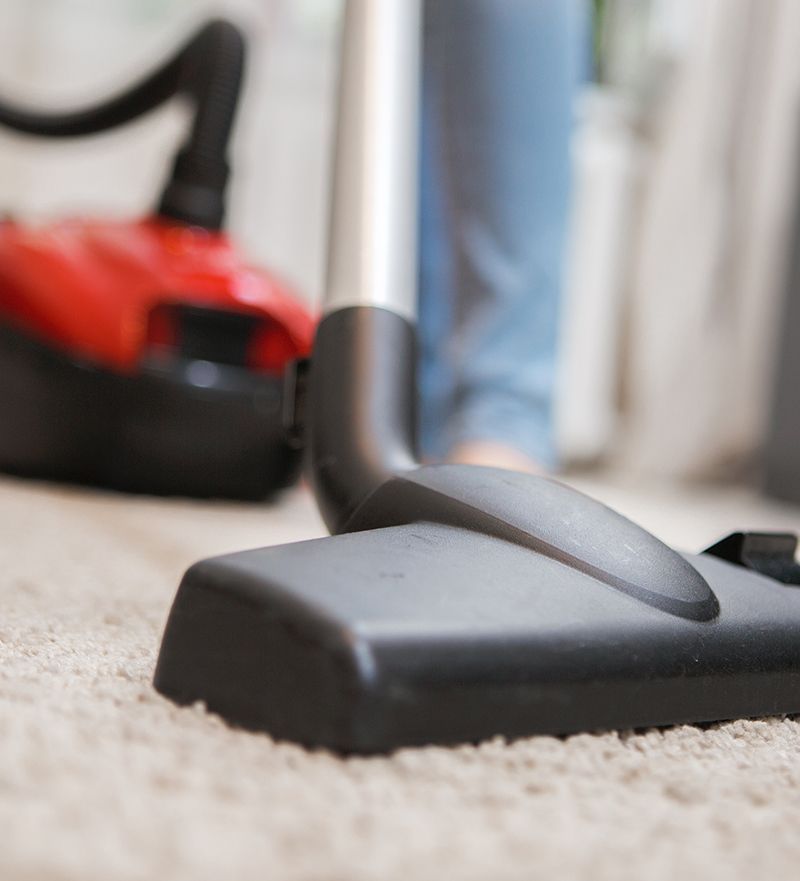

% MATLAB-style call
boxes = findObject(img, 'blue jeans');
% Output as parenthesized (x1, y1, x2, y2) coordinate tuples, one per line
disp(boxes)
(418, 0, 588, 465)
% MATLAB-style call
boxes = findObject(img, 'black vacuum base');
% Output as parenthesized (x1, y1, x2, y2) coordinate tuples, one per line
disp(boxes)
(154, 513, 800, 753)
(0, 322, 300, 500)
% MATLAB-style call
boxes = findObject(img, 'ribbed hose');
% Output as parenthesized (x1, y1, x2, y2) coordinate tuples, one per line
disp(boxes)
(158, 20, 245, 228)
(0, 19, 245, 229)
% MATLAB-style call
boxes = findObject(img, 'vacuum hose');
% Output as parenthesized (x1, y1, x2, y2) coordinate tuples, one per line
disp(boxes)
(0, 18, 245, 230)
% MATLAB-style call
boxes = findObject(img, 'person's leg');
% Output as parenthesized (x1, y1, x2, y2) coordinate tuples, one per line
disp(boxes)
(418, 0, 588, 469)
(417, 19, 454, 461)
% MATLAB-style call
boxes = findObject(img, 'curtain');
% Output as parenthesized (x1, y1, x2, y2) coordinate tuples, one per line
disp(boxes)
(618, 0, 800, 477)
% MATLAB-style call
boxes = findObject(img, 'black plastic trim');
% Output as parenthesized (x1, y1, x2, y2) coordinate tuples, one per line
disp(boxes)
(0, 322, 299, 499)
(307, 307, 418, 532)
(705, 532, 800, 585)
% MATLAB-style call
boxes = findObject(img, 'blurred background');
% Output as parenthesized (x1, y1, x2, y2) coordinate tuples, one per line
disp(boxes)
(0, 0, 798, 501)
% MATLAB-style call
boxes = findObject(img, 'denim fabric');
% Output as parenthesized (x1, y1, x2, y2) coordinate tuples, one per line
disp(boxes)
(418, 0, 588, 464)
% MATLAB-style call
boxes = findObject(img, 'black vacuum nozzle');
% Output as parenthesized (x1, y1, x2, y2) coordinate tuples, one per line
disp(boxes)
(153, 487, 800, 753)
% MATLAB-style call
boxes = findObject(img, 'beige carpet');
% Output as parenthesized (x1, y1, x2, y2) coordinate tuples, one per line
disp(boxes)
(2, 472, 800, 881)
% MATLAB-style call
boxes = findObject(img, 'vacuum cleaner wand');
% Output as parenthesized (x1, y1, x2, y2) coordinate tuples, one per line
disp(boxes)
(309, 0, 421, 531)
(154, 0, 800, 753)
(0, 19, 245, 230)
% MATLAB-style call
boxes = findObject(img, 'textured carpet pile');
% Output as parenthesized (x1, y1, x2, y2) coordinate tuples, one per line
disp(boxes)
(1, 474, 800, 881)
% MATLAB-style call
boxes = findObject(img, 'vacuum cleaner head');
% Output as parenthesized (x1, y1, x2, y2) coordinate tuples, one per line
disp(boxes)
(155, 460, 800, 753)
(0, 19, 315, 498)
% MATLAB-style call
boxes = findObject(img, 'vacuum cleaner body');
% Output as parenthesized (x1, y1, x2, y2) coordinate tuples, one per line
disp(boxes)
(0, 19, 315, 498)
(0, 216, 313, 497)
(154, 0, 800, 752)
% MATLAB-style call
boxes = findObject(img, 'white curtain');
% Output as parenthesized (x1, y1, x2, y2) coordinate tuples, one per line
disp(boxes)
(618, 0, 800, 477)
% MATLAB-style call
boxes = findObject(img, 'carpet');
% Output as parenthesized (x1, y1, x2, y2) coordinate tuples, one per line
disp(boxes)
(2, 473, 800, 881)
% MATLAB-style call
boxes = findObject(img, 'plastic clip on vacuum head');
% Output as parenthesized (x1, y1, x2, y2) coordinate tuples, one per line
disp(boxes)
(154, 0, 800, 753)
(0, 19, 315, 499)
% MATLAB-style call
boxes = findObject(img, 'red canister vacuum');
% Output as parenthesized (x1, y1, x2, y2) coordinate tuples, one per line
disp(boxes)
(0, 19, 315, 499)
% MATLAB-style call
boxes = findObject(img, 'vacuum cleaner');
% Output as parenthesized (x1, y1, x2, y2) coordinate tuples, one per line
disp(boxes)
(154, 0, 800, 753)
(0, 19, 315, 499)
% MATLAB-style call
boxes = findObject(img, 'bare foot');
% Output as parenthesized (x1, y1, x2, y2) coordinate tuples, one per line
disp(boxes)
(447, 440, 547, 475)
